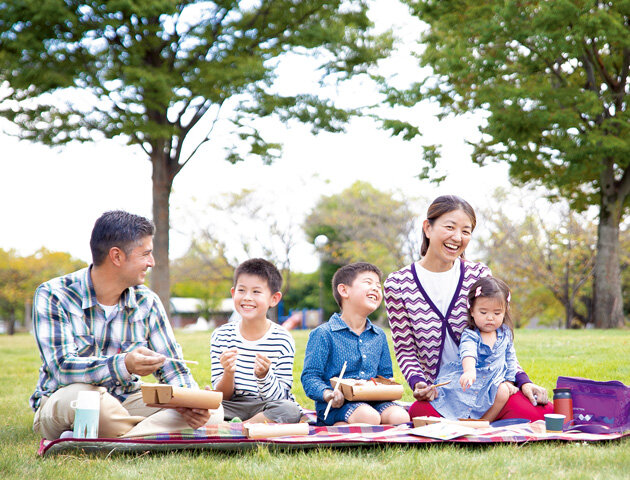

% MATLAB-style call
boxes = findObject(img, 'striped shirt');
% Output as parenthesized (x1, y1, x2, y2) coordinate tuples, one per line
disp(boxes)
(210, 320, 296, 401)
(385, 259, 535, 389)
(30, 267, 197, 411)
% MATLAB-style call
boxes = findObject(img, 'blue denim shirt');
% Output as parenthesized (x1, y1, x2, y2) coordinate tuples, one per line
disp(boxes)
(430, 324, 517, 419)
(301, 313, 394, 411)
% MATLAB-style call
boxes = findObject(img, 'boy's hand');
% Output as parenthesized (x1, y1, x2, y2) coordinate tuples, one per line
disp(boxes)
(220, 347, 238, 374)
(459, 371, 476, 391)
(254, 353, 271, 379)
(323, 389, 345, 408)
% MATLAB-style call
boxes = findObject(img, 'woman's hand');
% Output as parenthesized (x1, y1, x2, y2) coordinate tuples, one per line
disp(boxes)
(521, 382, 548, 405)
(413, 382, 438, 401)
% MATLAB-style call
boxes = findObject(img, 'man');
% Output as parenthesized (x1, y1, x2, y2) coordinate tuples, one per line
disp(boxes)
(31, 211, 219, 440)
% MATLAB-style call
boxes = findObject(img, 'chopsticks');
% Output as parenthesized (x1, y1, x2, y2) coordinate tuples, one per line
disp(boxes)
(164, 357, 199, 365)
(323, 361, 347, 420)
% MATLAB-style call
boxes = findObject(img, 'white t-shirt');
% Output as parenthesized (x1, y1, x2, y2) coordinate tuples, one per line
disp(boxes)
(416, 258, 461, 366)
(98, 303, 119, 321)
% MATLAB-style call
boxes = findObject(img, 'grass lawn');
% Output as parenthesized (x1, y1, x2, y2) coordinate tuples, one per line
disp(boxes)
(1, 328, 628, 479)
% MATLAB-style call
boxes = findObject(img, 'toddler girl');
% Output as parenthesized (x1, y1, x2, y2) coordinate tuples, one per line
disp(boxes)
(430, 276, 518, 421)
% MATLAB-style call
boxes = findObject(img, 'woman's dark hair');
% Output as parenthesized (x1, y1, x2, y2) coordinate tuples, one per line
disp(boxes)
(420, 195, 477, 257)
(90, 211, 155, 266)
(466, 276, 514, 337)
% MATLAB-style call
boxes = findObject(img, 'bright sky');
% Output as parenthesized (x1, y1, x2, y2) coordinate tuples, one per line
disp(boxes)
(0, 1, 512, 274)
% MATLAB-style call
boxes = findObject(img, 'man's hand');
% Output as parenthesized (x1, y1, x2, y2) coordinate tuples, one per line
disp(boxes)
(521, 382, 549, 405)
(220, 347, 238, 375)
(174, 386, 215, 429)
(323, 389, 345, 408)
(254, 353, 271, 379)
(124, 346, 165, 376)
(413, 382, 438, 401)
(174, 406, 211, 429)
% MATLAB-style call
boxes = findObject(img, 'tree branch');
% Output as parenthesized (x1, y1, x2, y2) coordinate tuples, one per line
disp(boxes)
(177, 100, 225, 172)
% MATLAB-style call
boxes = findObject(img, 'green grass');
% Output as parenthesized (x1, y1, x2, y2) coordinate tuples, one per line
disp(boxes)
(1, 329, 629, 479)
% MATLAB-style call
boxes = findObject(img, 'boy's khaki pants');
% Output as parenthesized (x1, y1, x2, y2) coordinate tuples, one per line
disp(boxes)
(33, 383, 223, 440)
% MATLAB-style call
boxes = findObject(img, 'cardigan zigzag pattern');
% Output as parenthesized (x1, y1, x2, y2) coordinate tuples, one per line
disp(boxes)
(384, 260, 491, 389)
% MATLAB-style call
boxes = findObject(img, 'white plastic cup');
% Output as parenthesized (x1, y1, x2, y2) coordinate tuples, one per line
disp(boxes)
(71, 391, 101, 438)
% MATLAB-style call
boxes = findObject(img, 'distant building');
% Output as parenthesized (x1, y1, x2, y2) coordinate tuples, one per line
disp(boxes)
(169, 297, 235, 329)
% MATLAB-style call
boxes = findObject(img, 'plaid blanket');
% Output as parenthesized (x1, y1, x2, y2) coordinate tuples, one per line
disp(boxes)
(38, 421, 629, 456)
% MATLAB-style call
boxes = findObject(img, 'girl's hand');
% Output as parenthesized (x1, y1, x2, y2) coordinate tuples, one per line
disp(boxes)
(323, 389, 345, 408)
(219, 347, 238, 374)
(254, 353, 271, 379)
(413, 382, 438, 401)
(459, 371, 476, 391)
(504, 382, 519, 396)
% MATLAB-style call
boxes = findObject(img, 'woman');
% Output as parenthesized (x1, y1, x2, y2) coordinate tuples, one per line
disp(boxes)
(384, 195, 552, 420)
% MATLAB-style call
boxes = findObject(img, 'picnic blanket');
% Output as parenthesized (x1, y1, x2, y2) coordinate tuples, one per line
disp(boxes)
(37, 421, 629, 456)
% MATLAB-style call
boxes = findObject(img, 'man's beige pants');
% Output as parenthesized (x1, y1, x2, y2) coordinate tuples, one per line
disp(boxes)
(33, 383, 223, 440)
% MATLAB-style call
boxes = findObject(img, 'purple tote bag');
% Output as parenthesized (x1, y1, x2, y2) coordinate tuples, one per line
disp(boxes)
(556, 376, 630, 433)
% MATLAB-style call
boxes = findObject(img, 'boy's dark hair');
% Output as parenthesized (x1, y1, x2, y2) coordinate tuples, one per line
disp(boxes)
(332, 262, 382, 309)
(90, 211, 155, 266)
(233, 258, 283, 293)
(466, 276, 514, 337)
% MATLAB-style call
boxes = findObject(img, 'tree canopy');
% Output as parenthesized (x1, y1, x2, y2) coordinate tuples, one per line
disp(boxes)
(0, 248, 86, 334)
(477, 189, 597, 328)
(399, 0, 630, 327)
(304, 180, 422, 317)
(0, 0, 401, 309)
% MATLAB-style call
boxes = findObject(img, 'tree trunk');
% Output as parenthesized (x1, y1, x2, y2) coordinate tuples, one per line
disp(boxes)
(593, 190, 624, 328)
(24, 299, 32, 332)
(151, 151, 174, 318)
(8, 312, 15, 335)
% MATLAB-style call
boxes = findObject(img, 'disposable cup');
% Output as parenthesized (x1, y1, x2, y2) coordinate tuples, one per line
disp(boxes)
(71, 391, 101, 438)
(544, 413, 565, 432)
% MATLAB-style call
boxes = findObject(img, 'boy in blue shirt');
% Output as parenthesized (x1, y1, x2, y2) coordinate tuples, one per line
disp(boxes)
(301, 262, 410, 425)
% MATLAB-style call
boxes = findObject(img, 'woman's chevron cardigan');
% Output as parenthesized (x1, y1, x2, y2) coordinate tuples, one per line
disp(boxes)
(384, 260, 531, 390)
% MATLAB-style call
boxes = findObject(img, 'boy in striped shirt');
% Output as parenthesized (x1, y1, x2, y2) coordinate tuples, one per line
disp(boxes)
(211, 258, 301, 423)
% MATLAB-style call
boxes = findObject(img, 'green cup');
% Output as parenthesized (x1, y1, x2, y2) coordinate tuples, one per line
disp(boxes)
(544, 413, 565, 432)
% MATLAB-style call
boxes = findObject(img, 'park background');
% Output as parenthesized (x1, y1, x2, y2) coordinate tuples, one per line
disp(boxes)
(0, 1, 629, 477)
(1, 0, 628, 333)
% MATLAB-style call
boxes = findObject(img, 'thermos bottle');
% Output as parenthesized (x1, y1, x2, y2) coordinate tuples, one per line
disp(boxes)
(553, 388, 573, 424)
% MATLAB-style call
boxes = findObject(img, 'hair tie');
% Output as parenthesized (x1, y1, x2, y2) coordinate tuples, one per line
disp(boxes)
(507, 292, 511, 303)
(466, 299, 470, 309)
(475, 286, 482, 297)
